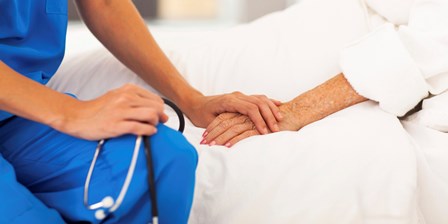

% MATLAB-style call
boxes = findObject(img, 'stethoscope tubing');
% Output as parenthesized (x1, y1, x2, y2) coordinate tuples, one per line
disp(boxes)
(144, 136, 159, 224)
(84, 98, 185, 224)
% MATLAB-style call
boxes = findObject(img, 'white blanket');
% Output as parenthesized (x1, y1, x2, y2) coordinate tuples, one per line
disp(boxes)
(49, 0, 448, 223)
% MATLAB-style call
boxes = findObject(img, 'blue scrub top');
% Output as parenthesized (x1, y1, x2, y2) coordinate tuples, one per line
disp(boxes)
(0, 0, 68, 122)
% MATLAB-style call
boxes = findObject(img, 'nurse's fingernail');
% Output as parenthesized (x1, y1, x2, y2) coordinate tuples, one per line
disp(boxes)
(209, 141, 216, 146)
(203, 131, 208, 137)
(200, 139, 207, 144)
(263, 128, 268, 134)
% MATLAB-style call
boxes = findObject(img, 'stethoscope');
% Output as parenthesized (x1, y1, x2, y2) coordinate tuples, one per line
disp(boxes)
(84, 98, 185, 224)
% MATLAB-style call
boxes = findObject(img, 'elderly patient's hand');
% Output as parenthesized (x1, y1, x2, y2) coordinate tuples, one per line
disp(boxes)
(185, 93, 283, 135)
(202, 101, 302, 147)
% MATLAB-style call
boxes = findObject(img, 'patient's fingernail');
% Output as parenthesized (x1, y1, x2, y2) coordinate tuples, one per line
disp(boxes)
(225, 142, 231, 148)
(200, 139, 207, 144)
(209, 141, 216, 146)
(202, 131, 208, 137)
(263, 128, 268, 134)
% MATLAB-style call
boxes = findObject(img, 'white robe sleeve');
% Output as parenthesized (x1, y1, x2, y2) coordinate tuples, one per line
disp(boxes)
(340, 0, 448, 116)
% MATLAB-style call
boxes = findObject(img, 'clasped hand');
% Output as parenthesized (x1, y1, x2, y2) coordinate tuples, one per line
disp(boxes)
(201, 101, 303, 147)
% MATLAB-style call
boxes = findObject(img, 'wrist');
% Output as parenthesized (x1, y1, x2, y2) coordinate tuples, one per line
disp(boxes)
(46, 97, 85, 134)
(278, 100, 305, 131)
(279, 95, 319, 131)
(175, 90, 204, 117)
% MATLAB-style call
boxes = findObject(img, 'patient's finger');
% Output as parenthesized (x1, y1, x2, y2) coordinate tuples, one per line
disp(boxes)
(225, 129, 259, 148)
(204, 113, 238, 137)
(203, 115, 247, 145)
(211, 121, 255, 146)
(270, 99, 283, 106)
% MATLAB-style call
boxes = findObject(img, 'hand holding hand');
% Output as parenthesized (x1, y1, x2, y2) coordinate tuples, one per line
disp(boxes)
(202, 101, 303, 147)
(184, 92, 283, 135)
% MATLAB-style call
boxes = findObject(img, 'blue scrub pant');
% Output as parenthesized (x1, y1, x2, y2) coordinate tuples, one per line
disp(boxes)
(0, 155, 64, 224)
(0, 116, 198, 224)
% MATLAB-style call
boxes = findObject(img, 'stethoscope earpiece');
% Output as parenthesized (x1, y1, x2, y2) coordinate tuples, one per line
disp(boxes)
(95, 209, 107, 220)
(102, 196, 115, 208)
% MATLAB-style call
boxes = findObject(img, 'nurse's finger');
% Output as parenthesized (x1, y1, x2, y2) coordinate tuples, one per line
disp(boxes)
(239, 96, 279, 133)
(126, 95, 164, 111)
(111, 90, 166, 121)
(123, 108, 165, 126)
(118, 121, 158, 137)
(253, 95, 283, 123)
(120, 83, 163, 103)
(225, 129, 259, 148)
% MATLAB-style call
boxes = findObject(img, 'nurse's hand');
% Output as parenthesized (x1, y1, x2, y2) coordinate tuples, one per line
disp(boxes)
(201, 101, 302, 147)
(183, 93, 283, 135)
(53, 84, 168, 140)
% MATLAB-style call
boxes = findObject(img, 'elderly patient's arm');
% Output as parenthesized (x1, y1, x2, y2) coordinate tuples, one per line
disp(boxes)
(203, 73, 367, 147)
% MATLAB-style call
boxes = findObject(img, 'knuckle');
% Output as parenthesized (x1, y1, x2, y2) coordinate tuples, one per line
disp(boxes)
(232, 91, 242, 96)
(155, 103, 164, 112)
(252, 96, 262, 104)
(225, 95, 236, 103)
(243, 116, 252, 124)
(245, 131, 256, 138)
(246, 104, 257, 113)
(117, 94, 132, 104)
(219, 121, 231, 129)
(123, 83, 136, 90)
(216, 115, 225, 122)
(127, 124, 138, 133)
(147, 109, 159, 118)
(235, 115, 247, 123)
(251, 123, 257, 130)
(247, 110, 260, 119)
(230, 125, 243, 135)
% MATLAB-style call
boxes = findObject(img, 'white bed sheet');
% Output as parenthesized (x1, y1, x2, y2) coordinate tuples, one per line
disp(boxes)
(50, 0, 448, 223)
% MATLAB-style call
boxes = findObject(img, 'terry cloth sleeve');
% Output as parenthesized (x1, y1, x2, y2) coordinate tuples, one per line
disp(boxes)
(340, 0, 448, 116)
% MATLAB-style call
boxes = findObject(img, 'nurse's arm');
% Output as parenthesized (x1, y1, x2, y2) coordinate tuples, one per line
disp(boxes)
(0, 61, 167, 140)
(74, 0, 283, 134)
(202, 74, 367, 147)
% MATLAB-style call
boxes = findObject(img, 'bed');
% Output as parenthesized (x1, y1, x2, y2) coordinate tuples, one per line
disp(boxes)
(48, 1, 448, 223)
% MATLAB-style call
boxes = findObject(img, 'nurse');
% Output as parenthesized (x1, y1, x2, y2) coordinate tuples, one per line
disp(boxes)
(0, 0, 280, 223)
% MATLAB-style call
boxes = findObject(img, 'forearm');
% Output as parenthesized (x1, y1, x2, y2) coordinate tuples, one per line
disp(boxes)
(75, 0, 202, 111)
(0, 61, 80, 127)
(283, 73, 367, 130)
